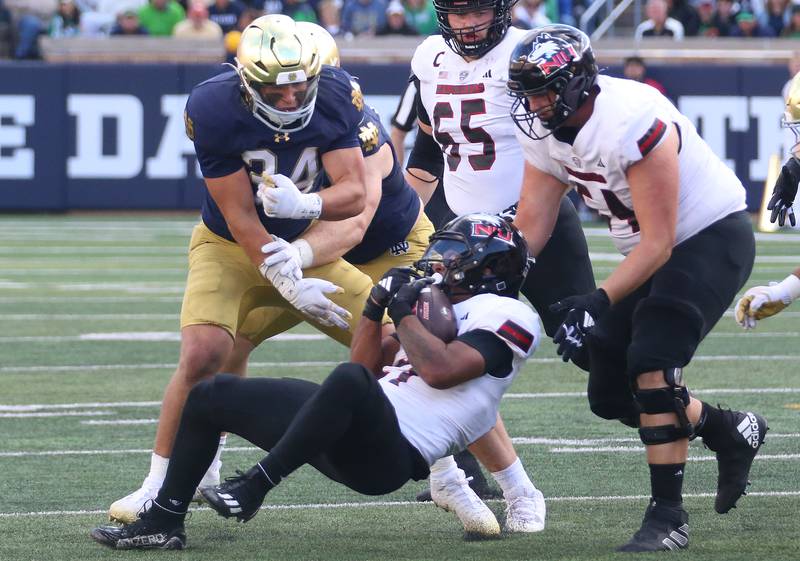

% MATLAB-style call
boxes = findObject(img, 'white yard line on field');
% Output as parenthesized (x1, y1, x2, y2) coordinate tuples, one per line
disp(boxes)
(4, 314, 177, 320)
(0, 296, 183, 303)
(2, 331, 797, 342)
(0, 490, 798, 518)
(0, 332, 328, 343)
(0, 411, 113, 418)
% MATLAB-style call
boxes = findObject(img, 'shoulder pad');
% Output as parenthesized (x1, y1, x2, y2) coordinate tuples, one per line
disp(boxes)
(411, 35, 448, 83)
(459, 296, 540, 357)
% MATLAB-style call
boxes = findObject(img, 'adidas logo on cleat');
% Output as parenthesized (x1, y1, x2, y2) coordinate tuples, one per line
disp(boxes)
(736, 413, 761, 448)
(661, 524, 689, 551)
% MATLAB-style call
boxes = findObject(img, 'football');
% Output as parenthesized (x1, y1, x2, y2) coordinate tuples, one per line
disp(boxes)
(415, 283, 458, 342)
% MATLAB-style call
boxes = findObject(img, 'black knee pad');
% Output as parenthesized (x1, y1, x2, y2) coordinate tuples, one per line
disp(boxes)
(626, 295, 704, 377)
(634, 368, 694, 445)
(586, 340, 639, 423)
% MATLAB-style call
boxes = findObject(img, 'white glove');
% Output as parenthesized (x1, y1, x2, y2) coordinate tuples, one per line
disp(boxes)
(734, 274, 800, 329)
(288, 278, 352, 330)
(259, 237, 303, 304)
(258, 173, 322, 220)
(261, 237, 314, 278)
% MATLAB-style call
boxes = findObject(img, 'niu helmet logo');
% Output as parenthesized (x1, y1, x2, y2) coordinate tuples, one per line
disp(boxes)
(471, 223, 513, 243)
(527, 36, 577, 77)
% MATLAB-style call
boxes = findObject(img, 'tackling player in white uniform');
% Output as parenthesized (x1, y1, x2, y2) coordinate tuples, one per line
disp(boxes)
(508, 25, 768, 552)
(403, 0, 595, 530)
(90, 214, 541, 550)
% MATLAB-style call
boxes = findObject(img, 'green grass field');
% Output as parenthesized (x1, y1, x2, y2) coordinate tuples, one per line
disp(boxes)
(0, 215, 798, 561)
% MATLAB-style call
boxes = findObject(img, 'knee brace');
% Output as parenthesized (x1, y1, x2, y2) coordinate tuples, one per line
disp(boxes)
(635, 368, 694, 445)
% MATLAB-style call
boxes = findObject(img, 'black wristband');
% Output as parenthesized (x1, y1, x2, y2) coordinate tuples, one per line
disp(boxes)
(362, 297, 385, 322)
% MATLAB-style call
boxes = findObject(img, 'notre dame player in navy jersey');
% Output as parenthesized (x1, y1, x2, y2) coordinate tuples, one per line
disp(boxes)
(108, 15, 383, 525)
(221, 25, 435, 374)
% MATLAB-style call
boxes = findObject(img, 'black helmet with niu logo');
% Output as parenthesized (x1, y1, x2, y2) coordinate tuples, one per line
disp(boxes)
(416, 213, 531, 298)
(433, 0, 516, 59)
(507, 24, 598, 139)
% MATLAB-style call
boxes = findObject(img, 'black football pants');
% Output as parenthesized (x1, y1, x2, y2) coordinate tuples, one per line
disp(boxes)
(158, 363, 429, 506)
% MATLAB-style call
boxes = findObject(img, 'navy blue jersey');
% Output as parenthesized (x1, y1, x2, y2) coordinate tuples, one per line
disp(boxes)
(185, 66, 364, 242)
(315, 104, 420, 264)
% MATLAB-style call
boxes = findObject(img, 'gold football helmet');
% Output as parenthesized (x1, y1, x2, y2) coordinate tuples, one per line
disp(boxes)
(782, 71, 800, 151)
(296, 22, 340, 68)
(235, 14, 322, 132)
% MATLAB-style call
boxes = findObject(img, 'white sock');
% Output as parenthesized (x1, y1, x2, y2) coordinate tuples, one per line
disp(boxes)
(429, 455, 462, 482)
(146, 453, 169, 487)
(491, 457, 536, 500)
(209, 435, 227, 472)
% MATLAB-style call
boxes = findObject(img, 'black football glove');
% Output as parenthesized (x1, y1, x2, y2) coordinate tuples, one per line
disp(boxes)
(549, 289, 610, 363)
(497, 202, 518, 222)
(387, 277, 435, 326)
(768, 157, 799, 227)
(362, 267, 419, 322)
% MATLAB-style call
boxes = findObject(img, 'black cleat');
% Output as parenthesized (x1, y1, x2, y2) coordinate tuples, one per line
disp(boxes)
(703, 410, 768, 514)
(91, 503, 186, 550)
(617, 499, 689, 553)
(200, 466, 270, 523)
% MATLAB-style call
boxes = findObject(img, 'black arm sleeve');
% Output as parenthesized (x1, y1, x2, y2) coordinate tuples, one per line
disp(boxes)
(456, 329, 514, 378)
(391, 77, 419, 132)
(407, 125, 443, 178)
(414, 77, 431, 127)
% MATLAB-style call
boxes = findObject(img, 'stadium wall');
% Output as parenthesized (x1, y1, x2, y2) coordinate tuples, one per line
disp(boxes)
(0, 62, 790, 211)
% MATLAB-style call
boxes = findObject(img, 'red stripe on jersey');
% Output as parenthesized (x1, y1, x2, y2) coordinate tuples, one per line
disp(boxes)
(637, 119, 667, 157)
(497, 320, 533, 353)
(565, 166, 607, 183)
(435, 83, 486, 95)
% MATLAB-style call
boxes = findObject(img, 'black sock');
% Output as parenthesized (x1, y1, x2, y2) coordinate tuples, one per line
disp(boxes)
(649, 463, 685, 504)
(454, 449, 489, 488)
(149, 498, 187, 524)
(255, 459, 283, 489)
(694, 401, 726, 443)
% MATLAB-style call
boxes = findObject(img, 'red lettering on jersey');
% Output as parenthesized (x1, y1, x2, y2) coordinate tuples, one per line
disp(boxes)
(565, 166, 607, 183)
(637, 119, 667, 157)
(471, 223, 512, 242)
(497, 320, 533, 353)
(435, 83, 486, 95)
(433, 51, 445, 67)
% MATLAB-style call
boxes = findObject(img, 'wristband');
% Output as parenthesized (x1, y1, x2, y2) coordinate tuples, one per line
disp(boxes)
(291, 238, 314, 268)
(779, 274, 800, 303)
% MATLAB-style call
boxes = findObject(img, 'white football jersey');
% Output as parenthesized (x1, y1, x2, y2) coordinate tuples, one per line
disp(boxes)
(411, 28, 529, 215)
(517, 75, 747, 255)
(379, 293, 540, 466)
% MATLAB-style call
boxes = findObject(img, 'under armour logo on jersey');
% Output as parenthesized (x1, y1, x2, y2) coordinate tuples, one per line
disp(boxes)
(482, 69, 492, 78)
(274, 133, 290, 143)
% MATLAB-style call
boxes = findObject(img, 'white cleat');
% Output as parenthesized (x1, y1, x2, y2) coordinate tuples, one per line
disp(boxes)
(431, 476, 501, 538)
(108, 477, 161, 524)
(503, 487, 546, 533)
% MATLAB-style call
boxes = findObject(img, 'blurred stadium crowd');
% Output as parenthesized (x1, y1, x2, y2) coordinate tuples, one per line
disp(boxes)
(1, 0, 799, 60)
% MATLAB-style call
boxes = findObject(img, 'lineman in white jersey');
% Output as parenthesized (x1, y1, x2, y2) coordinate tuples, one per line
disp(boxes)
(403, 0, 595, 528)
(90, 214, 539, 549)
(508, 25, 768, 552)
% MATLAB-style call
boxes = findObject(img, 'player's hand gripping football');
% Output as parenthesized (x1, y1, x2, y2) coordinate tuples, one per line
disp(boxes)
(549, 289, 610, 362)
(258, 173, 322, 220)
(362, 267, 419, 322)
(734, 275, 800, 329)
(387, 276, 436, 326)
(768, 157, 799, 227)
